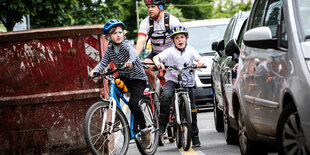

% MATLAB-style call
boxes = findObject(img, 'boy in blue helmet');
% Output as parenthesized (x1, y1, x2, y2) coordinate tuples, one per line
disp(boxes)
(89, 19, 151, 149)
(153, 25, 204, 147)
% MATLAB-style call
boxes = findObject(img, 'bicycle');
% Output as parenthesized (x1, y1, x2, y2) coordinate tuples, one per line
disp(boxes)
(84, 65, 159, 155)
(160, 63, 206, 151)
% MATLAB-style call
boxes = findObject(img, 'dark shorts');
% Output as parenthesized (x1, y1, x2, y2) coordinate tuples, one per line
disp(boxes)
(145, 51, 157, 60)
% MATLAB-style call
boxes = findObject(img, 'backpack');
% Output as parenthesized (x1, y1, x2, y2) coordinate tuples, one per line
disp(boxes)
(145, 12, 170, 47)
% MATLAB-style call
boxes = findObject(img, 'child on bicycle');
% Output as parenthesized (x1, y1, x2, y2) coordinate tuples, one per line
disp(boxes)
(89, 19, 151, 149)
(153, 25, 204, 147)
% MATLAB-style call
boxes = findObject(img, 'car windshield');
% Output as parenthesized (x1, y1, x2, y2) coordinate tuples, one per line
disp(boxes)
(187, 24, 227, 55)
(297, 0, 310, 39)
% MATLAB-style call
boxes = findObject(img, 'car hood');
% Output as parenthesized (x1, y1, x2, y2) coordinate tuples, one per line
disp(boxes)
(198, 55, 213, 74)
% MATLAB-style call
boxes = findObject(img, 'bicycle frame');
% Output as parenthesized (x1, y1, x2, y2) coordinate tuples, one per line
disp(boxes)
(173, 67, 192, 125)
(103, 79, 137, 140)
(103, 78, 157, 140)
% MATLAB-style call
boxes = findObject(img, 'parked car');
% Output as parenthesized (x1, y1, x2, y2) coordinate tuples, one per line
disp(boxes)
(182, 18, 230, 110)
(211, 11, 249, 133)
(231, 0, 310, 154)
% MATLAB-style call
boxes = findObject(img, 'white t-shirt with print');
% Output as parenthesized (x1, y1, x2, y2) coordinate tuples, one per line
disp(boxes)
(157, 45, 201, 87)
(139, 13, 180, 54)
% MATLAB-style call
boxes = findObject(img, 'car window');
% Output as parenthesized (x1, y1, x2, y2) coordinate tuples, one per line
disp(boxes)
(297, 0, 310, 38)
(237, 19, 248, 47)
(187, 25, 227, 54)
(264, 0, 282, 38)
(249, 0, 268, 29)
(224, 18, 236, 45)
(280, 9, 288, 48)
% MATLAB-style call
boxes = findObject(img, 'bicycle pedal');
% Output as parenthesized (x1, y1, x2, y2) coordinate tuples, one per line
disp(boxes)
(107, 121, 112, 125)
(165, 137, 173, 139)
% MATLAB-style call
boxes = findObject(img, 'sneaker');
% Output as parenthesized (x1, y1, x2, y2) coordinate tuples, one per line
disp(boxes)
(192, 136, 201, 148)
(141, 128, 151, 149)
(158, 125, 165, 146)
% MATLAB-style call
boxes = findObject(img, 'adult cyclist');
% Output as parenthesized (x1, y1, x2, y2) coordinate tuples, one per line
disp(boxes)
(136, 0, 180, 90)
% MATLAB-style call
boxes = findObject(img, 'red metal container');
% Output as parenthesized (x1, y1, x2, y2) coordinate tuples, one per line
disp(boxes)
(0, 25, 109, 154)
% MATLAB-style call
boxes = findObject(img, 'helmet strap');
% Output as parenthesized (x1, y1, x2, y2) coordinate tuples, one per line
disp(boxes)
(152, 6, 163, 21)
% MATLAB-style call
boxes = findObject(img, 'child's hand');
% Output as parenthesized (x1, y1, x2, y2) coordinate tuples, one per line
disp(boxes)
(89, 71, 95, 78)
(154, 62, 164, 70)
(125, 61, 133, 69)
(196, 61, 204, 68)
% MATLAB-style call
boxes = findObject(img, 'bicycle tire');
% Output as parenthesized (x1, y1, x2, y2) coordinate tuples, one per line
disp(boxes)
(84, 101, 130, 155)
(179, 94, 192, 151)
(135, 97, 159, 155)
(175, 125, 182, 149)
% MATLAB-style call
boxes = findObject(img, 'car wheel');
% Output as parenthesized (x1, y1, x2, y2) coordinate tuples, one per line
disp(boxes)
(277, 103, 310, 155)
(237, 109, 267, 155)
(213, 93, 224, 132)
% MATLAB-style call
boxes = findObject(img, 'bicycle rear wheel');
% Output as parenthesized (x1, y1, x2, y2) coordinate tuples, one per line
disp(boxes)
(179, 94, 192, 151)
(135, 97, 159, 155)
(84, 101, 130, 155)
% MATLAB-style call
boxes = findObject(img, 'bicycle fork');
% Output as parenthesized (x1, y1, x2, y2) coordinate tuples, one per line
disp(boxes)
(174, 93, 181, 125)
(101, 98, 118, 135)
(174, 92, 192, 126)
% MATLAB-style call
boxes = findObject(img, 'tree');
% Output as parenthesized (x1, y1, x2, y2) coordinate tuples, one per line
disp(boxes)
(169, 0, 214, 20)
(0, 0, 33, 31)
(0, 0, 123, 31)
(212, 0, 252, 18)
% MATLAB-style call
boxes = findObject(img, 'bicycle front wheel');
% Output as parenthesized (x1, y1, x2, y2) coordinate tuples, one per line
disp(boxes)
(84, 101, 130, 155)
(136, 97, 159, 155)
(179, 94, 192, 151)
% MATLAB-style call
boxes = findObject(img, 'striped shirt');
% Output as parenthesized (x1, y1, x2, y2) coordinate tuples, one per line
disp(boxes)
(93, 40, 147, 80)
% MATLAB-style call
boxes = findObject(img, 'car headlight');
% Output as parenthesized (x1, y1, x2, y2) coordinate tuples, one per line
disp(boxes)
(307, 59, 310, 72)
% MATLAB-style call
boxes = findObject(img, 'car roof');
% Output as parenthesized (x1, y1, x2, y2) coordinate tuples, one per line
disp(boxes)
(181, 18, 230, 28)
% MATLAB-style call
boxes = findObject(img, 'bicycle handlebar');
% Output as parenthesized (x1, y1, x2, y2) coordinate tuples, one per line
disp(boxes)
(142, 62, 207, 71)
(89, 64, 128, 80)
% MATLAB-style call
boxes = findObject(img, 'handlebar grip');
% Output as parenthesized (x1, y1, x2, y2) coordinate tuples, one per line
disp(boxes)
(202, 64, 207, 68)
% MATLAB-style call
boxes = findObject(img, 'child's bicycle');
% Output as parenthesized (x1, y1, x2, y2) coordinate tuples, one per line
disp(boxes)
(84, 65, 159, 155)
(161, 63, 206, 151)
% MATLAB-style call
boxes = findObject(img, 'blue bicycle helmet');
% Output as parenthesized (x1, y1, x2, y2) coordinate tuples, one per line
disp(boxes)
(169, 26, 189, 38)
(103, 19, 125, 34)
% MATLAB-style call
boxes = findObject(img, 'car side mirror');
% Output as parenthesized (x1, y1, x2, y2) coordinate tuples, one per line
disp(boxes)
(243, 27, 278, 49)
(225, 39, 240, 57)
(212, 40, 225, 57)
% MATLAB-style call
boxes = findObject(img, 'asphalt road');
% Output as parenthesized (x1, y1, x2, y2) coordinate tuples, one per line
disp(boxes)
(126, 110, 241, 155)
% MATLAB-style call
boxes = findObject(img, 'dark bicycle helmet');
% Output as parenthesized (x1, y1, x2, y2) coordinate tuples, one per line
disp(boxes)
(169, 26, 189, 38)
(103, 19, 125, 34)
(145, 0, 165, 7)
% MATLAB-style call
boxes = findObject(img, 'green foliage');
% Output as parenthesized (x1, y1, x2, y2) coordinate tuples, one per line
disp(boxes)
(213, 0, 252, 18)
(1, 0, 251, 40)
(168, 0, 214, 20)
(0, 0, 32, 31)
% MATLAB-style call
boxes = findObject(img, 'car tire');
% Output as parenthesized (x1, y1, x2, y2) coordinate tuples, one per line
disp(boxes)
(222, 87, 238, 144)
(223, 103, 238, 144)
(237, 109, 268, 155)
(276, 103, 310, 155)
(213, 92, 224, 132)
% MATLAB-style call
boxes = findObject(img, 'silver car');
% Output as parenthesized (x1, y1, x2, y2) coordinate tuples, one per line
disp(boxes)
(232, 0, 310, 154)
(211, 11, 249, 134)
